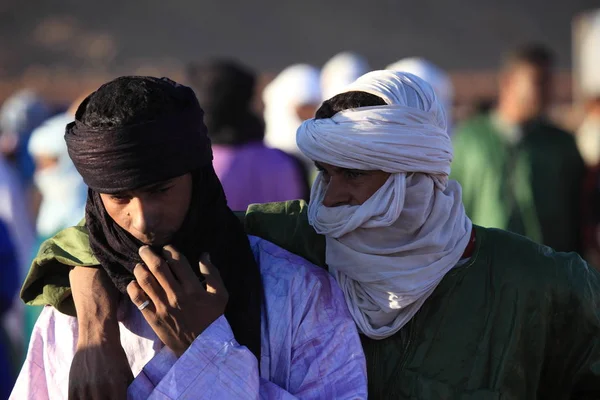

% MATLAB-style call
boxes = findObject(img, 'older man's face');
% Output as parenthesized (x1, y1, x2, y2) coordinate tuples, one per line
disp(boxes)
(315, 162, 391, 207)
(100, 173, 193, 246)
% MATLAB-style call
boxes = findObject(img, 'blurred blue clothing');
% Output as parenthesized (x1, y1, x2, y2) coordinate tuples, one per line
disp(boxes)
(0, 219, 18, 400)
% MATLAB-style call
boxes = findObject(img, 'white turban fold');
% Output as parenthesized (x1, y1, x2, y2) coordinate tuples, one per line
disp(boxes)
(263, 64, 321, 163)
(296, 70, 472, 340)
(386, 58, 454, 132)
(321, 52, 370, 101)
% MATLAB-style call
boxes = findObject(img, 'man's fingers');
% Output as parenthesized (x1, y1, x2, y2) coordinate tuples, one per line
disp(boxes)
(132, 263, 165, 304)
(199, 253, 227, 295)
(162, 245, 197, 288)
(139, 246, 179, 294)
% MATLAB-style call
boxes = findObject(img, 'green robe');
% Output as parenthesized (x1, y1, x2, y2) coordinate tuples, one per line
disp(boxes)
(451, 114, 585, 253)
(21, 201, 600, 399)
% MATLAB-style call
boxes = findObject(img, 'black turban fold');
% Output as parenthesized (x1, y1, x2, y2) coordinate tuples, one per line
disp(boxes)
(65, 78, 263, 359)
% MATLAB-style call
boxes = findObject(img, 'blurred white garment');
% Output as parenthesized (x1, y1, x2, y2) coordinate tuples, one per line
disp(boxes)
(28, 114, 87, 238)
(0, 90, 51, 137)
(580, 10, 600, 98)
(386, 58, 454, 132)
(263, 64, 321, 162)
(577, 115, 600, 167)
(321, 52, 370, 100)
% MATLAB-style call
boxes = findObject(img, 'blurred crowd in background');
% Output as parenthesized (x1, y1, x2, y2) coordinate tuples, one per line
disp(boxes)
(1, 4, 600, 399)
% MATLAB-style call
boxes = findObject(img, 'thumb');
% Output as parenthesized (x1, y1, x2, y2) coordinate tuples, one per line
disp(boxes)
(199, 253, 226, 295)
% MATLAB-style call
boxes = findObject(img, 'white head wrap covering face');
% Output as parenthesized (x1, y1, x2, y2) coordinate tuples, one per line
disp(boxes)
(297, 70, 472, 340)
(28, 113, 87, 237)
(263, 64, 321, 160)
(321, 52, 370, 100)
(386, 58, 454, 132)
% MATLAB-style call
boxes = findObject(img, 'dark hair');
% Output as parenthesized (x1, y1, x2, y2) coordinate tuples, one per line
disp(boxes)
(315, 91, 386, 119)
(186, 60, 264, 145)
(503, 43, 555, 71)
(76, 76, 197, 129)
(186, 60, 255, 114)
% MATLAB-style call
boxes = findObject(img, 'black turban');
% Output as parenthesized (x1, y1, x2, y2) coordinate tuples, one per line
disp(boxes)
(65, 77, 262, 359)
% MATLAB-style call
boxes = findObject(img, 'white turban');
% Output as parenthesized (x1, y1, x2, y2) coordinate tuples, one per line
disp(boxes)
(296, 70, 472, 339)
(263, 64, 321, 161)
(321, 52, 370, 100)
(386, 58, 454, 132)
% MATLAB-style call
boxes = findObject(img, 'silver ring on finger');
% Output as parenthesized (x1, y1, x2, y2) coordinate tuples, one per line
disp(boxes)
(137, 299, 151, 311)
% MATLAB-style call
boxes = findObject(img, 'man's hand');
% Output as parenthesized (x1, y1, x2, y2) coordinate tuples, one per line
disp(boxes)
(127, 246, 228, 357)
(68, 267, 132, 400)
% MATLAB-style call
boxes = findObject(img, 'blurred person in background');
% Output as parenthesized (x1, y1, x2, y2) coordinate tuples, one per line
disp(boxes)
(0, 219, 19, 400)
(23, 112, 87, 340)
(0, 90, 47, 267)
(577, 9, 600, 169)
(451, 44, 585, 253)
(28, 113, 86, 239)
(0, 94, 40, 378)
(321, 52, 370, 101)
(577, 11, 600, 266)
(263, 64, 322, 177)
(579, 100, 600, 268)
(0, 90, 52, 186)
(578, 97, 600, 168)
(188, 60, 309, 209)
(387, 57, 455, 133)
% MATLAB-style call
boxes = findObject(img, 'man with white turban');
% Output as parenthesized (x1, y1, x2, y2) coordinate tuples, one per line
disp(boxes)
(20, 71, 600, 398)
(263, 64, 322, 170)
(28, 114, 87, 239)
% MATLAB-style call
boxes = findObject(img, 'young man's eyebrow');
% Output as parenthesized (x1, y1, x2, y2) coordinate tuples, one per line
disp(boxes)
(140, 179, 175, 192)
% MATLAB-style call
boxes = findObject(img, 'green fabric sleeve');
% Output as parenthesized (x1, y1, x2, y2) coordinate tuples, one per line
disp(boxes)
(20, 221, 98, 316)
(245, 200, 325, 268)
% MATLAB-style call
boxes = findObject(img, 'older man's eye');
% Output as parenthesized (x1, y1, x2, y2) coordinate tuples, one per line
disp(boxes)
(344, 170, 365, 180)
(316, 166, 330, 179)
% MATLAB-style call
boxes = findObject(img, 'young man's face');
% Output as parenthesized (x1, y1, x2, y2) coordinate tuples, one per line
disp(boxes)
(501, 63, 552, 120)
(100, 174, 193, 246)
(315, 161, 391, 207)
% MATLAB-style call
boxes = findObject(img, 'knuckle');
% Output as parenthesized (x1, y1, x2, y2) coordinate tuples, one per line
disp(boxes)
(131, 293, 146, 304)
(134, 265, 149, 280)
(154, 303, 168, 316)
(140, 276, 155, 288)
(147, 259, 162, 272)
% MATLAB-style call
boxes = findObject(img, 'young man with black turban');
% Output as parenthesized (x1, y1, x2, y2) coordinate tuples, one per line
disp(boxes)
(10, 76, 366, 399)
